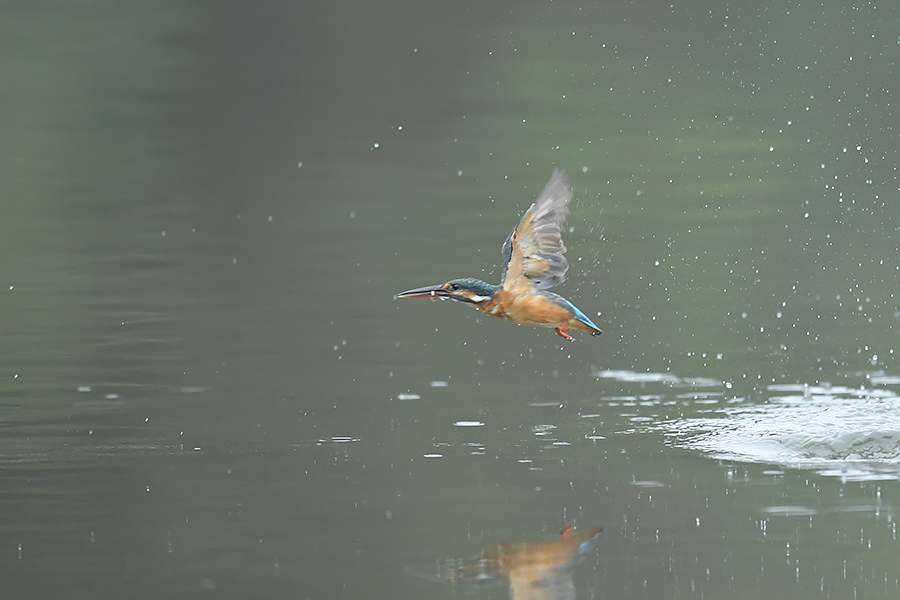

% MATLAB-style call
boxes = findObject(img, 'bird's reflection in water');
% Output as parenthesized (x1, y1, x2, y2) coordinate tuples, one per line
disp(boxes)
(406, 524, 602, 600)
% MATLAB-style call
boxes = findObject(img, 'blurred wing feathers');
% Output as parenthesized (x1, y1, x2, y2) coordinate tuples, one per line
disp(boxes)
(501, 170, 572, 291)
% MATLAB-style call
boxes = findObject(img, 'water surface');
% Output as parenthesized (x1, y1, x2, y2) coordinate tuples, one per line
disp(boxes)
(2, 1, 899, 599)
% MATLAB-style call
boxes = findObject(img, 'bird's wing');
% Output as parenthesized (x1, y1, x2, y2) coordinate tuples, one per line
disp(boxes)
(501, 170, 572, 292)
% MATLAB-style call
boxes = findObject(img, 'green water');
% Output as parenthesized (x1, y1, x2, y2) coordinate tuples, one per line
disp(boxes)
(2, 2, 899, 598)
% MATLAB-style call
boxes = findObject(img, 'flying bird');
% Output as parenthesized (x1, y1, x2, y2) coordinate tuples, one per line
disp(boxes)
(397, 170, 601, 340)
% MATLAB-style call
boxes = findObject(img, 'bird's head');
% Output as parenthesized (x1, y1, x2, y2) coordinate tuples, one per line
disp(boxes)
(396, 277, 499, 304)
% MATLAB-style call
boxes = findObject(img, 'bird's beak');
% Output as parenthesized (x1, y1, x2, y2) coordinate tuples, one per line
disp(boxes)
(395, 284, 450, 299)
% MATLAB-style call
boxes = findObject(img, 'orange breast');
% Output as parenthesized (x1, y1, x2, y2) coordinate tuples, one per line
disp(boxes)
(477, 290, 573, 328)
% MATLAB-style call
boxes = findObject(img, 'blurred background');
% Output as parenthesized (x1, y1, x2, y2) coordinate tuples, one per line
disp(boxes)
(2, 1, 899, 598)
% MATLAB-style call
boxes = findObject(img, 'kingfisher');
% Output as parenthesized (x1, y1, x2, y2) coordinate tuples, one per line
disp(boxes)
(396, 169, 601, 340)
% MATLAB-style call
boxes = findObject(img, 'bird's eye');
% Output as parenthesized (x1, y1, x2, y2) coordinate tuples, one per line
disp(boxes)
(447, 282, 459, 291)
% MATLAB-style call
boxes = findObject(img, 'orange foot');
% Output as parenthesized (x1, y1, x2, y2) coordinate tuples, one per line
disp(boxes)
(554, 326, 574, 341)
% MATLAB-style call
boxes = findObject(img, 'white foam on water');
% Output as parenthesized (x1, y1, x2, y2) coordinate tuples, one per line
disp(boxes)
(666, 383, 900, 481)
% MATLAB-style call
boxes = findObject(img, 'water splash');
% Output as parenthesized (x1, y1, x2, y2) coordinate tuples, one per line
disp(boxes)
(667, 381, 900, 481)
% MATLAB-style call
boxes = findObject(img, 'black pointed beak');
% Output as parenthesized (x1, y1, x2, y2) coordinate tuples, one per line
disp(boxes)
(395, 284, 450, 299)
